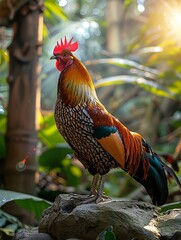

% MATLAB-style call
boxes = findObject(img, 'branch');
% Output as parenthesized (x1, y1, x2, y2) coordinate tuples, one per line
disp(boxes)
(0, 0, 30, 27)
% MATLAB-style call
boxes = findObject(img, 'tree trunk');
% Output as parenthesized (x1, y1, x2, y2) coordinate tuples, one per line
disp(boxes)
(106, 0, 124, 54)
(4, 0, 43, 194)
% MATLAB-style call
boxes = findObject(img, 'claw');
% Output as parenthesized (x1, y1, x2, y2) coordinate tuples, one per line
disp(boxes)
(74, 174, 111, 205)
(75, 193, 111, 205)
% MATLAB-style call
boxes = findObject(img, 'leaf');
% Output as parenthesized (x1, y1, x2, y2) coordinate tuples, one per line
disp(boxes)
(43, 24, 49, 40)
(0, 48, 9, 64)
(0, 227, 15, 236)
(167, 80, 181, 98)
(64, 164, 82, 187)
(94, 75, 175, 99)
(97, 226, 116, 240)
(38, 144, 81, 187)
(69, 165, 82, 178)
(0, 113, 6, 134)
(38, 113, 65, 146)
(0, 216, 6, 227)
(0, 112, 6, 160)
(0, 190, 51, 221)
(124, 0, 136, 8)
(44, 0, 68, 23)
(4, 223, 18, 232)
(161, 201, 181, 213)
(0, 134, 6, 159)
(86, 58, 159, 75)
(15, 199, 50, 221)
(0, 210, 23, 225)
(0, 209, 30, 236)
(38, 143, 73, 170)
(136, 46, 163, 55)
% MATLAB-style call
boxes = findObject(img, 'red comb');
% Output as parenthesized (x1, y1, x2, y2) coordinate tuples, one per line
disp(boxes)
(53, 36, 78, 54)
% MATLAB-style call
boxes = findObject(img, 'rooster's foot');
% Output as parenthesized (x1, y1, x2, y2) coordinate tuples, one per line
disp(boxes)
(70, 193, 111, 205)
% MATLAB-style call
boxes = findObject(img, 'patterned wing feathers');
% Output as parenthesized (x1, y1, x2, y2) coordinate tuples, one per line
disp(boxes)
(87, 103, 125, 169)
(97, 132, 125, 169)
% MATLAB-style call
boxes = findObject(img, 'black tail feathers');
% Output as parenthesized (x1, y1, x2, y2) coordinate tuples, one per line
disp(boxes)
(133, 152, 181, 206)
(158, 154, 181, 190)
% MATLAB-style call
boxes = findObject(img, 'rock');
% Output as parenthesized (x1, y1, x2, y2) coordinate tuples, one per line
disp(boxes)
(38, 194, 181, 240)
(156, 209, 181, 240)
(13, 228, 53, 240)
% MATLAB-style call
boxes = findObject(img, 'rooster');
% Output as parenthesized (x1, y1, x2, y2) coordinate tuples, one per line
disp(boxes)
(50, 37, 181, 206)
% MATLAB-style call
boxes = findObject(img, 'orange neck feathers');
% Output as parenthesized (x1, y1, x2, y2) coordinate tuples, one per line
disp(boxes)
(58, 55, 98, 107)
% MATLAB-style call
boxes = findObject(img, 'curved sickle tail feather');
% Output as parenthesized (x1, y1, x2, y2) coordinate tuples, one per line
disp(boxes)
(132, 152, 181, 206)
(159, 155, 181, 190)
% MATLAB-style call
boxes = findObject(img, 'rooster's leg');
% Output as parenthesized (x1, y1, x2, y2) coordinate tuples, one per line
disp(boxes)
(71, 174, 111, 205)
(76, 175, 103, 204)
(76, 174, 101, 204)
(95, 175, 111, 203)
(76, 174, 111, 204)
(95, 175, 105, 203)
(90, 173, 99, 195)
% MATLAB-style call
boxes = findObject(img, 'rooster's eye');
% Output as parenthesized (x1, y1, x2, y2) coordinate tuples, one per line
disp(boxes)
(64, 53, 67, 57)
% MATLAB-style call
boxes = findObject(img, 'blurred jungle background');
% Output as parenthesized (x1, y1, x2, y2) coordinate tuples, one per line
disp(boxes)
(0, 0, 181, 233)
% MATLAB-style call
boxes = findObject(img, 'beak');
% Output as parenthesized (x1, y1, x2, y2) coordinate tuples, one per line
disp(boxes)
(50, 55, 57, 60)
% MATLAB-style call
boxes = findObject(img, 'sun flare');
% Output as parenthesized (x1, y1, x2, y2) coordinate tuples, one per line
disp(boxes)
(164, 6, 181, 43)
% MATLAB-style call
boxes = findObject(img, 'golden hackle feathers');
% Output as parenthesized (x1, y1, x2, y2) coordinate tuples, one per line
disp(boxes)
(59, 55, 98, 107)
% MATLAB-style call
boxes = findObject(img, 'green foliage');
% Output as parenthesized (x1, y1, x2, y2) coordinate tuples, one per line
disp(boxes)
(86, 55, 180, 100)
(38, 113, 65, 146)
(0, 190, 51, 221)
(44, 0, 68, 24)
(0, 49, 9, 64)
(38, 113, 82, 188)
(38, 144, 82, 187)
(38, 144, 72, 170)
(94, 74, 174, 99)
(0, 190, 50, 237)
(161, 201, 181, 212)
(0, 113, 6, 134)
(0, 209, 29, 237)
(87, 57, 159, 73)
(0, 1, 67, 79)
(97, 226, 116, 240)
(124, 0, 136, 8)
(15, 199, 50, 221)
(0, 113, 6, 160)
(126, 4, 181, 101)
(0, 134, 6, 161)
